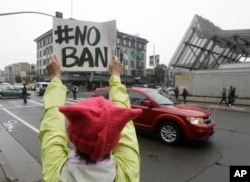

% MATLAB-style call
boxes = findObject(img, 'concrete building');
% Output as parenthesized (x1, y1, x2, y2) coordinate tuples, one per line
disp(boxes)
(0, 69, 4, 82)
(4, 62, 32, 83)
(34, 29, 148, 90)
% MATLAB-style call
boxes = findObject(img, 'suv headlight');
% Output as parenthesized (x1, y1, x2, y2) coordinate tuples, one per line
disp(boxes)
(186, 117, 204, 125)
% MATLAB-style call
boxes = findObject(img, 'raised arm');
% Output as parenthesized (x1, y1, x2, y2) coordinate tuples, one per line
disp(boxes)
(109, 56, 140, 182)
(39, 55, 69, 181)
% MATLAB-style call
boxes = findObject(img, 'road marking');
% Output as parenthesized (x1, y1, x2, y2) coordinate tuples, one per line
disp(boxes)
(38, 98, 86, 104)
(0, 98, 86, 133)
(28, 100, 44, 106)
(65, 100, 76, 104)
(1, 108, 39, 134)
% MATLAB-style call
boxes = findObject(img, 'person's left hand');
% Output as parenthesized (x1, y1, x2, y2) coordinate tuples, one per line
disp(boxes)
(109, 56, 124, 76)
(46, 55, 61, 79)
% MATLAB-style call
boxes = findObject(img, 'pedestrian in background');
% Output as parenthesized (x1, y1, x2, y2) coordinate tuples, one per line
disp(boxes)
(219, 87, 227, 105)
(22, 83, 27, 104)
(174, 86, 179, 101)
(182, 88, 189, 103)
(72, 85, 78, 100)
(228, 87, 236, 107)
(39, 55, 142, 181)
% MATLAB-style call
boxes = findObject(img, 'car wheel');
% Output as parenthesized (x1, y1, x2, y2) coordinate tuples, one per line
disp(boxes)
(0, 94, 3, 98)
(158, 122, 181, 145)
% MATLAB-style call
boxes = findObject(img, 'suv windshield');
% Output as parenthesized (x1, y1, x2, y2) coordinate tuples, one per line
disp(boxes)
(146, 91, 174, 105)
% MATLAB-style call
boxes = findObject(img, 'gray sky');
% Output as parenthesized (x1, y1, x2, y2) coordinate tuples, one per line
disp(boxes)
(1, 0, 250, 70)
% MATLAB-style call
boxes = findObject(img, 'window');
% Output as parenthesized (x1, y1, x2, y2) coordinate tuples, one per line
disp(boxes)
(128, 41, 131, 47)
(139, 43, 142, 49)
(140, 62, 144, 69)
(43, 59, 46, 65)
(95, 90, 109, 99)
(141, 53, 144, 60)
(131, 60, 135, 68)
(128, 91, 146, 105)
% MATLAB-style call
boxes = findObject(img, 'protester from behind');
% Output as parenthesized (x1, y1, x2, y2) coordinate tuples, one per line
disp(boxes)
(182, 88, 188, 103)
(39, 55, 142, 181)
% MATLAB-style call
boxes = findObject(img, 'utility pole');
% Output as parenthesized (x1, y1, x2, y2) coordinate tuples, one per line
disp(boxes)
(71, 0, 73, 19)
(153, 44, 155, 75)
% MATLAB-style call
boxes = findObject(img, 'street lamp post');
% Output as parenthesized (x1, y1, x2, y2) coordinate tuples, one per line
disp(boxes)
(134, 36, 137, 77)
(0, 11, 63, 18)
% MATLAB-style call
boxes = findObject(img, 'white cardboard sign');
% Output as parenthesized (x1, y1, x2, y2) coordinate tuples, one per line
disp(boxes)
(53, 18, 117, 71)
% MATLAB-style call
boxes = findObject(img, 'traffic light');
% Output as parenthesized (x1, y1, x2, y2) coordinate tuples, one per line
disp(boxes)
(55, 11, 63, 18)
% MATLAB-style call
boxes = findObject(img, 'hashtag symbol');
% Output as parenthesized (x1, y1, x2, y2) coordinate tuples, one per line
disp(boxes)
(54, 25, 74, 44)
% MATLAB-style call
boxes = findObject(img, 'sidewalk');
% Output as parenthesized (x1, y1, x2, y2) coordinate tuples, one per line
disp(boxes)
(0, 124, 41, 182)
(0, 96, 249, 182)
(186, 96, 250, 113)
(188, 101, 250, 113)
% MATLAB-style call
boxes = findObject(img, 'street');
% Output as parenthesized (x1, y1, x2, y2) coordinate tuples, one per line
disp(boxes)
(0, 92, 250, 182)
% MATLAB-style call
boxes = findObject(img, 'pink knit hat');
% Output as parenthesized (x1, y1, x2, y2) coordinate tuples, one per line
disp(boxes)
(59, 96, 142, 161)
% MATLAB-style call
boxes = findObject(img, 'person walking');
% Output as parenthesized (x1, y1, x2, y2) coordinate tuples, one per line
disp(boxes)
(219, 87, 227, 105)
(174, 86, 179, 101)
(182, 88, 188, 103)
(229, 87, 236, 107)
(72, 85, 78, 100)
(228, 86, 232, 106)
(39, 55, 142, 182)
(22, 83, 27, 104)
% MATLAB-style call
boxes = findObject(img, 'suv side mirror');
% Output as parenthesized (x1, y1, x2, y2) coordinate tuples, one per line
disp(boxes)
(141, 100, 153, 107)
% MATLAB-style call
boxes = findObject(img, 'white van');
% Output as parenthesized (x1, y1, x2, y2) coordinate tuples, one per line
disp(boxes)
(35, 82, 49, 96)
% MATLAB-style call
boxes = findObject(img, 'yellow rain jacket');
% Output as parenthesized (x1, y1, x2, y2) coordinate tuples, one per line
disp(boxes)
(39, 76, 140, 182)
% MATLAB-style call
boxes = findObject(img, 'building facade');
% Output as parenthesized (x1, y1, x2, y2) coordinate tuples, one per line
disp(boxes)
(4, 62, 35, 83)
(0, 69, 4, 82)
(34, 29, 148, 90)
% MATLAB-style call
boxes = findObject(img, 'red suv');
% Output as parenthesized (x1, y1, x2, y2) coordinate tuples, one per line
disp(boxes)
(91, 87, 215, 145)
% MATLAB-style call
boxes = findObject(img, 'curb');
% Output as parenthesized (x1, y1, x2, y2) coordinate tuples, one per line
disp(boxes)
(0, 149, 18, 182)
(188, 103, 250, 113)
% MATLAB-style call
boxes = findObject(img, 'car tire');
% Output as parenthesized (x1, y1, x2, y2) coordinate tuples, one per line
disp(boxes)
(0, 94, 3, 98)
(158, 122, 181, 145)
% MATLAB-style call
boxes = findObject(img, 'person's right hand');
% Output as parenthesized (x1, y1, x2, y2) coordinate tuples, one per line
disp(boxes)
(109, 56, 124, 76)
(46, 55, 61, 79)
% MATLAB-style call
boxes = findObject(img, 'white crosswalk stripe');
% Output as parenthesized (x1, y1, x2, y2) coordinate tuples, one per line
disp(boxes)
(38, 97, 86, 105)
(66, 97, 85, 102)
